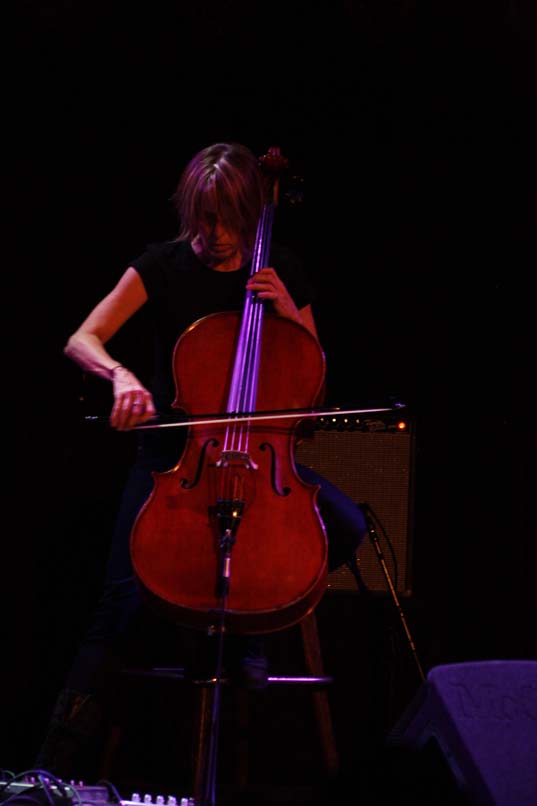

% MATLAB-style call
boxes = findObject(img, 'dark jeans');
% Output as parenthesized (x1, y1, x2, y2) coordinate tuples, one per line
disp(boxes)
(66, 432, 367, 695)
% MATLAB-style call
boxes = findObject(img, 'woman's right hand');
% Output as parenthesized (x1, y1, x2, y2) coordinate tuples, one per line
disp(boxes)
(110, 366, 157, 430)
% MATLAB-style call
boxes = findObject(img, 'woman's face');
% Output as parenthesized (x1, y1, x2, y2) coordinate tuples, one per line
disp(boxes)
(195, 212, 241, 262)
(193, 184, 244, 266)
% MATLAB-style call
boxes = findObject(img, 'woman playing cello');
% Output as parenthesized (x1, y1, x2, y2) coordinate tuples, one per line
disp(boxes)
(35, 141, 367, 780)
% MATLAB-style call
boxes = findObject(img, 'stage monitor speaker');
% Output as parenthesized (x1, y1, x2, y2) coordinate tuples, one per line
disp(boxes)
(387, 661, 537, 806)
(295, 415, 415, 594)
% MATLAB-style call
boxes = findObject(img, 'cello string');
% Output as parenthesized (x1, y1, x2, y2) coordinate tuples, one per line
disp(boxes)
(227, 202, 272, 455)
(217, 203, 270, 504)
(237, 203, 273, 452)
(223, 202, 266, 449)
(244, 204, 273, 414)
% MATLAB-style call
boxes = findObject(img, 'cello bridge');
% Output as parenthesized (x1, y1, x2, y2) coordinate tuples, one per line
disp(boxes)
(216, 450, 259, 470)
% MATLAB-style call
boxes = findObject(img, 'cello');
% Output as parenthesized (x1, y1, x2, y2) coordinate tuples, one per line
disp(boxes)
(129, 147, 328, 635)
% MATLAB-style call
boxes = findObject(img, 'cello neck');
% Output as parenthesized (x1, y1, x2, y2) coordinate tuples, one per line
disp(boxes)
(249, 200, 274, 277)
(224, 204, 269, 417)
(225, 146, 287, 417)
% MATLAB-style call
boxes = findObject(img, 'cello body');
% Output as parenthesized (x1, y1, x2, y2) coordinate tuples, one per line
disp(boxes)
(130, 310, 328, 633)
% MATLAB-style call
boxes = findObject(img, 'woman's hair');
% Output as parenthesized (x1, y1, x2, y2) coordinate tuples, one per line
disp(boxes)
(174, 142, 267, 255)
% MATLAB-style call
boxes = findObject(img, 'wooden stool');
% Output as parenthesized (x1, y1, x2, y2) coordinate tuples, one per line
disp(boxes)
(101, 609, 338, 801)
(193, 610, 338, 802)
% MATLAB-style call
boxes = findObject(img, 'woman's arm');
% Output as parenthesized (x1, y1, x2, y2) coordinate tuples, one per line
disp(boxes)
(64, 267, 156, 429)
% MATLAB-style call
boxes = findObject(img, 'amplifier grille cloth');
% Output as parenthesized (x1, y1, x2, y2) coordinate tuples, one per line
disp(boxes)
(295, 429, 414, 594)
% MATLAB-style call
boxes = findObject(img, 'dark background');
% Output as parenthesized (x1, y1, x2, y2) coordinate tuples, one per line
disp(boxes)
(5, 0, 536, 800)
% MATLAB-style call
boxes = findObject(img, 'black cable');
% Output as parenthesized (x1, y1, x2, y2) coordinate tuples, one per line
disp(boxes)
(344, 551, 372, 596)
(360, 501, 400, 590)
(0, 793, 48, 806)
(0, 771, 80, 806)
(95, 780, 122, 804)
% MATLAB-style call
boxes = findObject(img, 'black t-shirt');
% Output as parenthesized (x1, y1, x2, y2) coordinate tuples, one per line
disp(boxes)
(130, 239, 315, 413)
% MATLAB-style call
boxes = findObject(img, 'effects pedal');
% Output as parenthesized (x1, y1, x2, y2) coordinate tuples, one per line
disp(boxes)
(0, 780, 194, 806)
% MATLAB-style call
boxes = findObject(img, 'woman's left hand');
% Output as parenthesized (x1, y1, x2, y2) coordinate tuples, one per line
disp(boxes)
(246, 268, 301, 324)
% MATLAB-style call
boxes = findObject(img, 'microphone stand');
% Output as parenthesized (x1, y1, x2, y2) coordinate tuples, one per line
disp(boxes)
(353, 503, 425, 684)
(200, 501, 244, 806)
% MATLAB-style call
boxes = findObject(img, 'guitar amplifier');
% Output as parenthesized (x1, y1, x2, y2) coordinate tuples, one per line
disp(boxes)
(295, 414, 416, 595)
